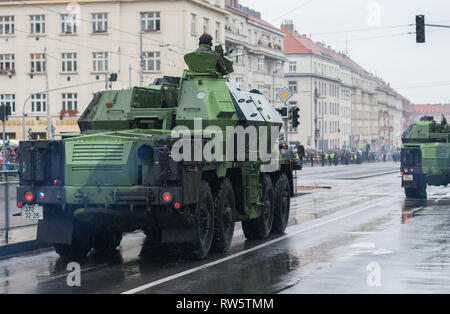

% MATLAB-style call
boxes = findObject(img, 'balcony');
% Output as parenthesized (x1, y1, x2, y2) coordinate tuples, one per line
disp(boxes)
(225, 27, 248, 45)
(248, 41, 285, 60)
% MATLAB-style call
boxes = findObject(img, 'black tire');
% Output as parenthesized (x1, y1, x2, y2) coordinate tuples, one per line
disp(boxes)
(405, 176, 427, 199)
(211, 178, 236, 253)
(140, 228, 170, 259)
(272, 174, 291, 234)
(242, 175, 274, 240)
(92, 226, 123, 252)
(53, 221, 93, 258)
(190, 181, 215, 259)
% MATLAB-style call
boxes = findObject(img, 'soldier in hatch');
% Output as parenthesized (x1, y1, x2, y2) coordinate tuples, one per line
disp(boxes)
(195, 33, 229, 76)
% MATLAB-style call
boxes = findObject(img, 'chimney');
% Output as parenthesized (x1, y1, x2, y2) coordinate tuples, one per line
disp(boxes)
(282, 19, 295, 33)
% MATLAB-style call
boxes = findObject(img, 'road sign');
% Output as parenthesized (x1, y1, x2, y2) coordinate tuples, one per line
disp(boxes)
(277, 87, 292, 103)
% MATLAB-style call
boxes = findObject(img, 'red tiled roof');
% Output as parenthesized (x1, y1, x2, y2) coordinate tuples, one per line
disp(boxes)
(226, 6, 283, 34)
(282, 27, 373, 79)
(413, 104, 450, 114)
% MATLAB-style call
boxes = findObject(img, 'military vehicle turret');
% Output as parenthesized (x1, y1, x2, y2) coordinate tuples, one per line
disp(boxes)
(401, 115, 450, 199)
(17, 45, 298, 259)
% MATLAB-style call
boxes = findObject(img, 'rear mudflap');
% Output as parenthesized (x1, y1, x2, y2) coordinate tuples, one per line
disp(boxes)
(37, 212, 74, 245)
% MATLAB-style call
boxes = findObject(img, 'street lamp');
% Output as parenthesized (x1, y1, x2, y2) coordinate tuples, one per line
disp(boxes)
(21, 81, 104, 140)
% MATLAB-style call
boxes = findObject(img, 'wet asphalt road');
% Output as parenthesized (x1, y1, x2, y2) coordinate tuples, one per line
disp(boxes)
(1, 162, 450, 294)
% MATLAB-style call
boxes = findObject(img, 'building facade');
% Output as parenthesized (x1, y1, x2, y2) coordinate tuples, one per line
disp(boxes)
(0, 0, 227, 140)
(281, 21, 406, 151)
(224, 0, 286, 105)
(375, 79, 406, 151)
(281, 22, 354, 150)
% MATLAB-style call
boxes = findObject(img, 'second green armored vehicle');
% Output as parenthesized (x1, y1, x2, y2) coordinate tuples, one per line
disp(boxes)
(17, 46, 297, 259)
(401, 115, 450, 199)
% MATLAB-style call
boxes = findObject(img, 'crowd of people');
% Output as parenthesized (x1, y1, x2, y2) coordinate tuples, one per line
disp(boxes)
(0, 146, 19, 170)
(301, 146, 401, 167)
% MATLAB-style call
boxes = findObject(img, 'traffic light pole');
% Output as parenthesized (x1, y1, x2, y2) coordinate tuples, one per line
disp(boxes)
(2, 116, 6, 169)
(44, 48, 53, 140)
(284, 100, 289, 144)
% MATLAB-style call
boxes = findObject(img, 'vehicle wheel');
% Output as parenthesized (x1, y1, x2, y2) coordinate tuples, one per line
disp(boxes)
(242, 175, 274, 240)
(272, 174, 291, 234)
(53, 221, 93, 258)
(211, 178, 236, 253)
(92, 226, 123, 252)
(190, 181, 215, 259)
(405, 176, 427, 199)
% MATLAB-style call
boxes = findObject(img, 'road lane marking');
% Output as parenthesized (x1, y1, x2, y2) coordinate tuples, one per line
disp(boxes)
(122, 199, 392, 294)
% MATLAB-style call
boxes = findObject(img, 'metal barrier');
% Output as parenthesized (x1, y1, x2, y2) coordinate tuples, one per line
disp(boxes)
(0, 166, 37, 244)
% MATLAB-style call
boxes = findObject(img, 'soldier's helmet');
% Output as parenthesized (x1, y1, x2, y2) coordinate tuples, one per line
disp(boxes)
(199, 33, 213, 47)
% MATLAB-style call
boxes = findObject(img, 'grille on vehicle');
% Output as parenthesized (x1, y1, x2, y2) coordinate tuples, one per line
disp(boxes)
(72, 143, 124, 162)
(71, 165, 122, 172)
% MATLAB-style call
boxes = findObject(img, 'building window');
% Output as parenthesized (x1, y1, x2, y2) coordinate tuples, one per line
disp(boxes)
(31, 53, 46, 73)
(191, 14, 196, 35)
(31, 93, 46, 113)
(62, 53, 77, 72)
(0, 16, 14, 35)
(92, 52, 108, 72)
(143, 52, 160, 72)
(238, 22, 244, 35)
(92, 13, 108, 33)
(62, 93, 77, 110)
(288, 61, 296, 72)
(0, 94, 15, 113)
(275, 62, 282, 75)
(288, 81, 297, 94)
(257, 58, 264, 72)
(0, 54, 14, 72)
(235, 77, 243, 89)
(235, 48, 243, 64)
(215, 22, 220, 41)
(141, 12, 160, 32)
(61, 14, 77, 34)
(203, 18, 209, 33)
(30, 15, 45, 34)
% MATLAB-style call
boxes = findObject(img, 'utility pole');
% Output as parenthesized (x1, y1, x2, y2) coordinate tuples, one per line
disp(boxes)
(129, 64, 132, 88)
(44, 48, 53, 139)
(272, 70, 276, 105)
(139, 27, 144, 87)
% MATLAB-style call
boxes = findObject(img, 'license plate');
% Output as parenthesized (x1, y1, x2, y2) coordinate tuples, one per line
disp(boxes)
(22, 206, 43, 220)
(403, 175, 414, 182)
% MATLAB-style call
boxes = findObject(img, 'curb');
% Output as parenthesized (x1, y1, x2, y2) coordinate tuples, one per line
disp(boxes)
(336, 170, 399, 180)
(0, 240, 52, 260)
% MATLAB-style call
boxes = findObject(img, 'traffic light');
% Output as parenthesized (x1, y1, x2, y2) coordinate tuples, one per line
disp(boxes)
(109, 73, 118, 82)
(292, 106, 300, 128)
(276, 106, 289, 119)
(0, 104, 11, 121)
(416, 15, 425, 43)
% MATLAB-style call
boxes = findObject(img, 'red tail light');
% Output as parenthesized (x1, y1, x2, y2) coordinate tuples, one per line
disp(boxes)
(17, 201, 23, 208)
(174, 202, 181, 209)
(162, 192, 172, 203)
(24, 191, 34, 202)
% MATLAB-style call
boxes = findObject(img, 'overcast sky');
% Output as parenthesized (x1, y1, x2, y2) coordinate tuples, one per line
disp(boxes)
(239, 0, 450, 104)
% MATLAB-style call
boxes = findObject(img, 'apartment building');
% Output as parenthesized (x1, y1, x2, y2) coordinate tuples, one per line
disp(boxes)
(224, 0, 286, 104)
(281, 20, 406, 151)
(0, 0, 227, 140)
(281, 22, 352, 150)
(375, 79, 406, 151)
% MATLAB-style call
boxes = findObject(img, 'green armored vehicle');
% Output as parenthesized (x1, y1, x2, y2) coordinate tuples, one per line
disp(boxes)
(401, 115, 450, 199)
(17, 46, 297, 259)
